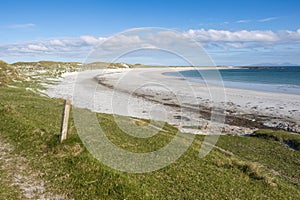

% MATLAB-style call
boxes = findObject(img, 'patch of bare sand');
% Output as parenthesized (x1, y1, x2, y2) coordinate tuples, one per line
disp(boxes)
(0, 138, 64, 199)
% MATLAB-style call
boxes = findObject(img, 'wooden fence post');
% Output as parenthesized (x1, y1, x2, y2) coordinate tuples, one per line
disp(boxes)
(60, 99, 71, 142)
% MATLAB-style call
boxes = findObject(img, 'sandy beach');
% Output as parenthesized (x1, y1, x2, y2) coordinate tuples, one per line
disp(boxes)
(46, 67, 300, 135)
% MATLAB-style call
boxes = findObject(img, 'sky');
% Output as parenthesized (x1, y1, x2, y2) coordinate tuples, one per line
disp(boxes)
(1, 0, 300, 66)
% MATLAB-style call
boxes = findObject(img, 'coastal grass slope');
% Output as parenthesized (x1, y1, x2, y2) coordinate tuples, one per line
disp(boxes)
(0, 63, 300, 199)
(0, 60, 25, 86)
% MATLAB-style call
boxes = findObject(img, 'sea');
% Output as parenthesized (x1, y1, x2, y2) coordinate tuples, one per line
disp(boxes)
(164, 66, 300, 95)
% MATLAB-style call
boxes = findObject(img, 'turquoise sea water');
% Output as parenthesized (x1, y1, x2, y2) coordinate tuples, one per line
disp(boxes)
(164, 67, 300, 94)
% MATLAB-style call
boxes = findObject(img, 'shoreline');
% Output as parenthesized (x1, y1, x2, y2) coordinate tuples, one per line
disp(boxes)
(164, 67, 300, 95)
(45, 67, 300, 134)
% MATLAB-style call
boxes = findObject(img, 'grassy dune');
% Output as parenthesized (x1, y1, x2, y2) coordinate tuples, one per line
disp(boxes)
(0, 64, 300, 199)
(0, 60, 24, 86)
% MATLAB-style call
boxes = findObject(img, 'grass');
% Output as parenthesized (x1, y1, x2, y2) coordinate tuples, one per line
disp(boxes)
(217, 133, 300, 189)
(251, 129, 300, 150)
(0, 64, 300, 199)
(0, 60, 24, 86)
(12, 61, 81, 69)
(12, 61, 81, 83)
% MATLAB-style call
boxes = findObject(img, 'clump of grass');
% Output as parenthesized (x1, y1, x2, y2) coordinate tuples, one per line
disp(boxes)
(217, 134, 300, 189)
(251, 129, 300, 150)
(215, 157, 277, 187)
(132, 118, 150, 127)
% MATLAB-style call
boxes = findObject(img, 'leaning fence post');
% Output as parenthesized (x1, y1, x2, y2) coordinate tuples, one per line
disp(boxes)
(60, 99, 71, 142)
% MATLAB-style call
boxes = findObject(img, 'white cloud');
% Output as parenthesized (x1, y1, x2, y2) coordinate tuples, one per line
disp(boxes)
(27, 44, 48, 51)
(184, 29, 300, 44)
(8, 23, 36, 29)
(98, 35, 146, 52)
(1, 29, 300, 63)
(80, 36, 106, 46)
(258, 17, 278, 22)
(236, 20, 251, 23)
(1, 38, 87, 58)
(49, 39, 66, 47)
(225, 43, 247, 49)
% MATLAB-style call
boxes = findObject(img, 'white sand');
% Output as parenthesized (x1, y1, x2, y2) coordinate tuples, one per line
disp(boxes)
(45, 67, 300, 134)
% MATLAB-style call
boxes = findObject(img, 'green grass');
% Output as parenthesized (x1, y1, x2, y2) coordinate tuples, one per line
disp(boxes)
(12, 61, 81, 69)
(0, 60, 24, 86)
(217, 133, 300, 189)
(1, 64, 300, 199)
(251, 129, 300, 150)
(1, 86, 300, 199)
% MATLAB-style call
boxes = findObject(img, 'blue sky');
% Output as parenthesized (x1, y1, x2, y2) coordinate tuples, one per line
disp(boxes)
(1, 0, 300, 65)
